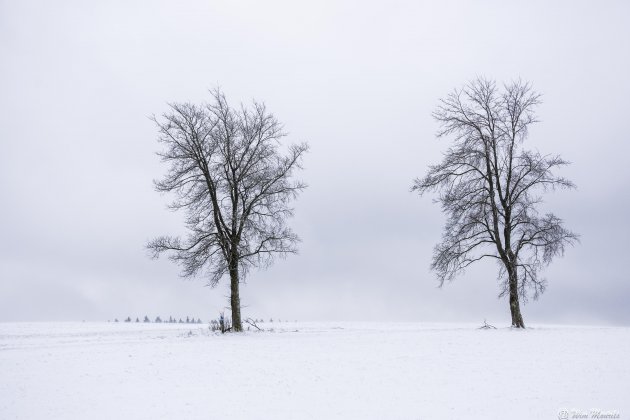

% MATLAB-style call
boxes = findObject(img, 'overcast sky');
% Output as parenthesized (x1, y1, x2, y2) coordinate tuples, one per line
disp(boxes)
(1, 0, 629, 325)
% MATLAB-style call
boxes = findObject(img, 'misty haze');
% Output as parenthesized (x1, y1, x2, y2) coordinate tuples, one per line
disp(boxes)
(1, 1, 629, 419)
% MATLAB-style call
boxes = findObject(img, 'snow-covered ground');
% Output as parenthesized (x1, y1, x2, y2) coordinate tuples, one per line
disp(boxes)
(1, 321, 628, 419)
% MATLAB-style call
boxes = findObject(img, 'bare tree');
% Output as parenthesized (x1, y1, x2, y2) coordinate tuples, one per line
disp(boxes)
(148, 89, 308, 332)
(413, 78, 578, 328)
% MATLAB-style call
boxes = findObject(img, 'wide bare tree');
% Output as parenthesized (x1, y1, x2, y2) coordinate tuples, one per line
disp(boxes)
(413, 78, 578, 328)
(148, 90, 308, 332)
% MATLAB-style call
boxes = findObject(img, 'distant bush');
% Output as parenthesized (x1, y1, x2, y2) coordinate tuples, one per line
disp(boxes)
(209, 312, 231, 333)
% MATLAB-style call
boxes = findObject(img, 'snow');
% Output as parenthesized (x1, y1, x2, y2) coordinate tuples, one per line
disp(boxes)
(1, 322, 628, 419)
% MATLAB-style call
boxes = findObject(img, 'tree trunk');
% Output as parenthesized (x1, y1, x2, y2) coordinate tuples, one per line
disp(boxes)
(507, 264, 525, 328)
(229, 262, 243, 332)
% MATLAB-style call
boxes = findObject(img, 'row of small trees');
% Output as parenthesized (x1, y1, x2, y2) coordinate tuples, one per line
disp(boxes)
(113, 316, 203, 324)
(111, 316, 284, 324)
(148, 78, 578, 330)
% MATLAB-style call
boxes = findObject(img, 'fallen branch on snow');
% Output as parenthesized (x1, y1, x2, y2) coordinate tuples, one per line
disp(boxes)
(245, 318, 262, 331)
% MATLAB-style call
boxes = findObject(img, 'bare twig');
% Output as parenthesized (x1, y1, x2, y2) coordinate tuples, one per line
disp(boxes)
(478, 319, 497, 330)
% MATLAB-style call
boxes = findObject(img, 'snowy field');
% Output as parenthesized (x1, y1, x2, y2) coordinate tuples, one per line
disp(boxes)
(1, 322, 629, 420)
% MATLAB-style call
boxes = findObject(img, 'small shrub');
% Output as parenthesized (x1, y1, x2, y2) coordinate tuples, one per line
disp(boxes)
(209, 312, 232, 333)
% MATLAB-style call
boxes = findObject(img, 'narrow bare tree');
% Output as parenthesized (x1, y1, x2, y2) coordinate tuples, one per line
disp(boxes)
(413, 78, 578, 328)
(148, 89, 308, 332)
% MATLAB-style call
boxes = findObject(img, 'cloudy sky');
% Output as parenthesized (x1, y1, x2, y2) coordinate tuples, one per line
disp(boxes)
(1, 0, 629, 325)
